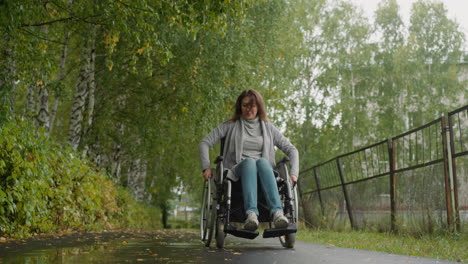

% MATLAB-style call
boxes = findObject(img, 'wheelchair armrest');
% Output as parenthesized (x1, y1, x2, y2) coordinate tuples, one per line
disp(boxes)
(215, 155, 224, 164)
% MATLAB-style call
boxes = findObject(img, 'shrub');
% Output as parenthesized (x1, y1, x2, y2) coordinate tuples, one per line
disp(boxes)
(0, 118, 159, 238)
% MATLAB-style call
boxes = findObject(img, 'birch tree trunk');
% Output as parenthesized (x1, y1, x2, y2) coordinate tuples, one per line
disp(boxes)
(81, 26, 97, 156)
(73, 26, 97, 156)
(85, 27, 96, 131)
(110, 124, 124, 182)
(111, 144, 122, 181)
(127, 158, 147, 202)
(68, 41, 90, 150)
(35, 25, 50, 132)
(26, 83, 36, 118)
(111, 95, 127, 183)
(49, 12, 72, 134)
(36, 80, 49, 131)
(139, 160, 148, 201)
(127, 159, 140, 199)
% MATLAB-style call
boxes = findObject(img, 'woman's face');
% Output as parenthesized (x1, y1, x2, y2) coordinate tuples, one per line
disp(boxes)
(241, 96, 258, 120)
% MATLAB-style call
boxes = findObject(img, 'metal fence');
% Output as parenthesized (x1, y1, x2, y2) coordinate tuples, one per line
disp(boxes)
(298, 104, 468, 233)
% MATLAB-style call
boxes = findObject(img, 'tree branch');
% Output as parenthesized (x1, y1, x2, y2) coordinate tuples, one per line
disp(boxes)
(21, 14, 108, 27)
(21, 17, 75, 27)
(20, 28, 65, 45)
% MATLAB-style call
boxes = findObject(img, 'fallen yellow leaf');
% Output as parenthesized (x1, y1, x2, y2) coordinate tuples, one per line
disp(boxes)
(137, 47, 146, 55)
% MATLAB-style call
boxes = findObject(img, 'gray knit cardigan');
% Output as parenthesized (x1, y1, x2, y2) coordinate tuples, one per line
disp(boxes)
(198, 119, 299, 181)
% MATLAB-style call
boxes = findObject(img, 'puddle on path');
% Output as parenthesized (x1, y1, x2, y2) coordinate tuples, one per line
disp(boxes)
(0, 229, 208, 264)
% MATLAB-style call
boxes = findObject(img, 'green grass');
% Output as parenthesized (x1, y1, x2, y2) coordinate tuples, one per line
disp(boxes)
(297, 228, 467, 263)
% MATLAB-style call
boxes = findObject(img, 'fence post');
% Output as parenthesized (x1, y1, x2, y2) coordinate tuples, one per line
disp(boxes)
(441, 116, 453, 230)
(313, 167, 325, 216)
(336, 158, 356, 230)
(447, 113, 461, 232)
(388, 139, 397, 233)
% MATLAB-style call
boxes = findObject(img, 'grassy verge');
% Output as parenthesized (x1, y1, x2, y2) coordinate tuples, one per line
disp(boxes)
(297, 228, 467, 263)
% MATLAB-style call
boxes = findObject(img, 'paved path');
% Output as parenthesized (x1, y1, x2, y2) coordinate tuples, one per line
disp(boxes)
(214, 235, 459, 264)
(0, 230, 461, 264)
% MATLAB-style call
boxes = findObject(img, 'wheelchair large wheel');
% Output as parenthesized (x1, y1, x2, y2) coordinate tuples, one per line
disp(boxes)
(279, 186, 298, 249)
(279, 175, 298, 249)
(292, 181, 299, 222)
(280, 185, 297, 249)
(200, 178, 216, 247)
(204, 195, 217, 247)
(200, 180, 211, 241)
(204, 177, 218, 247)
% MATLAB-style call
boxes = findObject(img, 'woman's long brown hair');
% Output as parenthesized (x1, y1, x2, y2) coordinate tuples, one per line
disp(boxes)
(231, 89, 268, 121)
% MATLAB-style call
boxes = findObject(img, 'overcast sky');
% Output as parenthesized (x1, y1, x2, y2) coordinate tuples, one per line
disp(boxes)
(348, 0, 468, 40)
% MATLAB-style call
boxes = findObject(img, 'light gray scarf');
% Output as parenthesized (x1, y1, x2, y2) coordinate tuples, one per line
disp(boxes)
(224, 117, 270, 167)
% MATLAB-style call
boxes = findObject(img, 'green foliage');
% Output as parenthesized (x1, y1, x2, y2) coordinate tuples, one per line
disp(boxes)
(0, 119, 159, 238)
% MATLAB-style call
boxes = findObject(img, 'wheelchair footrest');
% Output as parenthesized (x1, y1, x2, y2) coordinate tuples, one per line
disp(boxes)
(262, 224, 297, 238)
(225, 225, 259, 239)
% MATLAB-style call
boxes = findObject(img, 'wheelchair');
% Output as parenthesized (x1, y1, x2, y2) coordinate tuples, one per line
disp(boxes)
(200, 151, 299, 249)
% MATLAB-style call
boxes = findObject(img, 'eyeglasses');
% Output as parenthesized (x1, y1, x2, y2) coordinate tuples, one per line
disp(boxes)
(242, 103, 257, 109)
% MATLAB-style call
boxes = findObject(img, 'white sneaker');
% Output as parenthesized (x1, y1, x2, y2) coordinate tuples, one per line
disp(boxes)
(272, 210, 289, 228)
(244, 211, 259, 231)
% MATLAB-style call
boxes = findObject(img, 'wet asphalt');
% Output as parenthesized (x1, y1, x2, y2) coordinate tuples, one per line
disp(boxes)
(0, 229, 462, 264)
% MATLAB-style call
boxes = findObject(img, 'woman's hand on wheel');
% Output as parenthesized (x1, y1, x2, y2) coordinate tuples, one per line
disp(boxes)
(203, 168, 212, 181)
(290, 175, 297, 187)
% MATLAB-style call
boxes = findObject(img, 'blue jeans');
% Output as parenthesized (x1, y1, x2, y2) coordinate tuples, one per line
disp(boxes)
(235, 158, 282, 216)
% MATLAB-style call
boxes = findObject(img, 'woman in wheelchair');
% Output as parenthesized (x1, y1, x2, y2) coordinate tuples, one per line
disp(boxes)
(198, 89, 299, 232)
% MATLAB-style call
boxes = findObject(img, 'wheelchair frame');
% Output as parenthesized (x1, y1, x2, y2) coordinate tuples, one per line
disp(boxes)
(200, 155, 299, 249)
